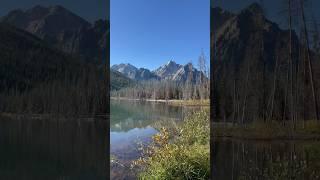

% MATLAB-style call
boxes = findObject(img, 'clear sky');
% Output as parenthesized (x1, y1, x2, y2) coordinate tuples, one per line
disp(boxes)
(111, 0, 210, 70)
(0, 0, 109, 22)
(212, 0, 320, 30)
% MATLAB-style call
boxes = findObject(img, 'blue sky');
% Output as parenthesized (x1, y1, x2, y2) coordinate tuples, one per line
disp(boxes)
(1, 0, 108, 22)
(111, 0, 210, 70)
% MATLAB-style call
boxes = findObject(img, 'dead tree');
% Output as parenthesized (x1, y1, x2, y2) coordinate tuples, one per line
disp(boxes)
(299, 0, 319, 121)
(269, 55, 279, 121)
(241, 62, 251, 125)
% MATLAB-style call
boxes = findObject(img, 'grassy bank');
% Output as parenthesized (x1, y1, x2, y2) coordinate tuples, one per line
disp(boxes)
(132, 109, 210, 179)
(213, 120, 320, 140)
(166, 99, 209, 106)
(111, 97, 209, 106)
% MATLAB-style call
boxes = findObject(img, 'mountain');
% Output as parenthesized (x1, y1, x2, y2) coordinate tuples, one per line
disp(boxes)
(153, 60, 183, 80)
(211, 3, 320, 121)
(214, 3, 288, 65)
(111, 63, 138, 79)
(1, 5, 108, 63)
(110, 70, 134, 91)
(112, 61, 205, 83)
(0, 22, 106, 114)
(135, 68, 160, 81)
(213, 2, 299, 73)
(172, 63, 202, 83)
(111, 63, 159, 81)
(0, 22, 80, 92)
(1, 5, 90, 36)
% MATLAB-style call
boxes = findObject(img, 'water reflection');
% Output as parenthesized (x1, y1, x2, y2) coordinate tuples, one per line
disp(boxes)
(0, 116, 108, 179)
(110, 100, 184, 132)
(213, 139, 320, 180)
(110, 99, 190, 179)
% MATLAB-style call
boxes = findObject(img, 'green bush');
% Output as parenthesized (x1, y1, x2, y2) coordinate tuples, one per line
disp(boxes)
(132, 109, 210, 179)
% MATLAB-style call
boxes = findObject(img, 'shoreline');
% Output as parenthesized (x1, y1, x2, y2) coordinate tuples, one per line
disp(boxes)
(212, 134, 320, 141)
(0, 112, 108, 121)
(212, 122, 320, 141)
(110, 97, 210, 106)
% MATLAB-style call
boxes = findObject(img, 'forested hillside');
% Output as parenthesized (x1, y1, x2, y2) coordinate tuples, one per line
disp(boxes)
(0, 23, 107, 115)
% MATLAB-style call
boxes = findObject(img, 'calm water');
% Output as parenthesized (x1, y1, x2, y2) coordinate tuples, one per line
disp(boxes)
(0, 116, 108, 179)
(213, 139, 320, 180)
(110, 99, 192, 179)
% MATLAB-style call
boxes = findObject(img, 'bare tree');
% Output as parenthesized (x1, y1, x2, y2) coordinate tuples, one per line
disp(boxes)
(299, 0, 319, 121)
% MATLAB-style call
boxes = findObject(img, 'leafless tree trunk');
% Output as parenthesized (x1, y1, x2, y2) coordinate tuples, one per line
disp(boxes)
(233, 79, 237, 125)
(241, 63, 251, 125)
(299, 0, 319, 121)
(288, 0, 295, 129)
(269, 55, 279, 121)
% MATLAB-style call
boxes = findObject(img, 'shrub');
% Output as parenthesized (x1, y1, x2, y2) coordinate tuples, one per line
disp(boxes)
(132, 109, 210, 179)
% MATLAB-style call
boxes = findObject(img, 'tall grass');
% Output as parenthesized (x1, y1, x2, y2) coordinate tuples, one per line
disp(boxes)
(132, 109, 210, 179)
(213, 120, 320, 140)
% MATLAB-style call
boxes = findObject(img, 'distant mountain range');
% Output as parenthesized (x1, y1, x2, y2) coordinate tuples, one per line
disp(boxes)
(1, 5, 109, 64)
(111, 60, 206, 83)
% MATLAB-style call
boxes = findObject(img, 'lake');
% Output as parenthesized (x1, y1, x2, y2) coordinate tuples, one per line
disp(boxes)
(0, 116, 108, 179)
(110, 99, 196, 179)
(213, 138, 320, 179)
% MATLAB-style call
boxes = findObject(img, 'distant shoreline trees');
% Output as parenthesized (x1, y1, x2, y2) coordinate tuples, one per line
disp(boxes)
(111, 79, 209, 101)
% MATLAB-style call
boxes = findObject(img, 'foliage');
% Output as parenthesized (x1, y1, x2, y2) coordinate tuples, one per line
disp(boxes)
(132, 109, 210, 179)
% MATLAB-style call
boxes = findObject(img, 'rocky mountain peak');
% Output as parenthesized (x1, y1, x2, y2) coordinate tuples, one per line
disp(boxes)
(125, 63, 137, 69)
(1, 5, 108, 63)
(154, 60, 182, 80)
(237, 2, 266, 27)
(213, 3, 301, 82)
(1, 5, 91, 36)
(111, 63, 138, 80)
(112, 61, 206, 83)
(214, 2, 279, 45)
(167, 60, 176, 65)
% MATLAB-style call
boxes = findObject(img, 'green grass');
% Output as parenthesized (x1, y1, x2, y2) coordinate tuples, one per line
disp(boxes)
(167, 99, 210, 106)
(132, 109, 210, 179)
(213, 120, 320, 140)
